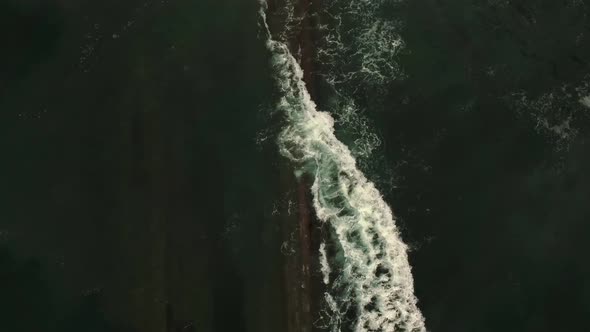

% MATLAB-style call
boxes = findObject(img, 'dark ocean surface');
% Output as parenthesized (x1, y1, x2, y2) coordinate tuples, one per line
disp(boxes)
(1, 0, 589, 331)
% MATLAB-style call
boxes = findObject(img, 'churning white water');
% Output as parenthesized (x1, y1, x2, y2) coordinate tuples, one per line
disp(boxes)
(258, 1, 426, 331)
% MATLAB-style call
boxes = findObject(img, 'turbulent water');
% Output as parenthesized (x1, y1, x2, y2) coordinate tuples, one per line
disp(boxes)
(316, 0, 406, 90)
(258, 1, 426, 331)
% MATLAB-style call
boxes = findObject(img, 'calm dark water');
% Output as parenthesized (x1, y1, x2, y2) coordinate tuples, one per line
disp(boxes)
(1, 0, 281, 331)
(1, 0, 589, 331)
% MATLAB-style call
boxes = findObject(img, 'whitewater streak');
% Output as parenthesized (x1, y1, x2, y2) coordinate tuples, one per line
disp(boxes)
(259, 2, 426, 331)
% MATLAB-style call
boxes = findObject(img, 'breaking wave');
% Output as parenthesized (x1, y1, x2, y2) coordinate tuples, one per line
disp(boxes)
(258, 1, 426, 331)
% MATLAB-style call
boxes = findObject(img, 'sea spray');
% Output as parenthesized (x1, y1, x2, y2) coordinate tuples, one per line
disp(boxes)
(259, 1, 426, 331)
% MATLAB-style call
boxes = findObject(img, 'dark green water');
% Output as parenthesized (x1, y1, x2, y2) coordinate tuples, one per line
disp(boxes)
(1, 0, 282, 331)
(1, 0, 589, 331)
(365, 1, 590, 331)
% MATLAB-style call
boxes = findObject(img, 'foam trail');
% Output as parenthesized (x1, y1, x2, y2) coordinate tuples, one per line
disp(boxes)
(319, 242, 332, 284)
(259, 2, 426, 331)
(317, 0, 406, 90)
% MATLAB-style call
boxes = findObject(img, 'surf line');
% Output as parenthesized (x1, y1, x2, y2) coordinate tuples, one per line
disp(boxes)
(259, 1, 427, 331)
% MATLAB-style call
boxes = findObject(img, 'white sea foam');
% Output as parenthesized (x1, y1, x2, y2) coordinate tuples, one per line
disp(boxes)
(259, 2, 426, 331)
(319, 243, 332, 284)
(317, 0, 407, 171)
(317, 0, 406, 90)
(329, 96, 383, 161)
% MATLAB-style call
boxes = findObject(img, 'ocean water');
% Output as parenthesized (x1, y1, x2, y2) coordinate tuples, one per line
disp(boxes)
(1, 1, 590, 332)
(260, 1, 425, 331)
(1, 1, 281, 331)
(261, 0, 590, 331)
